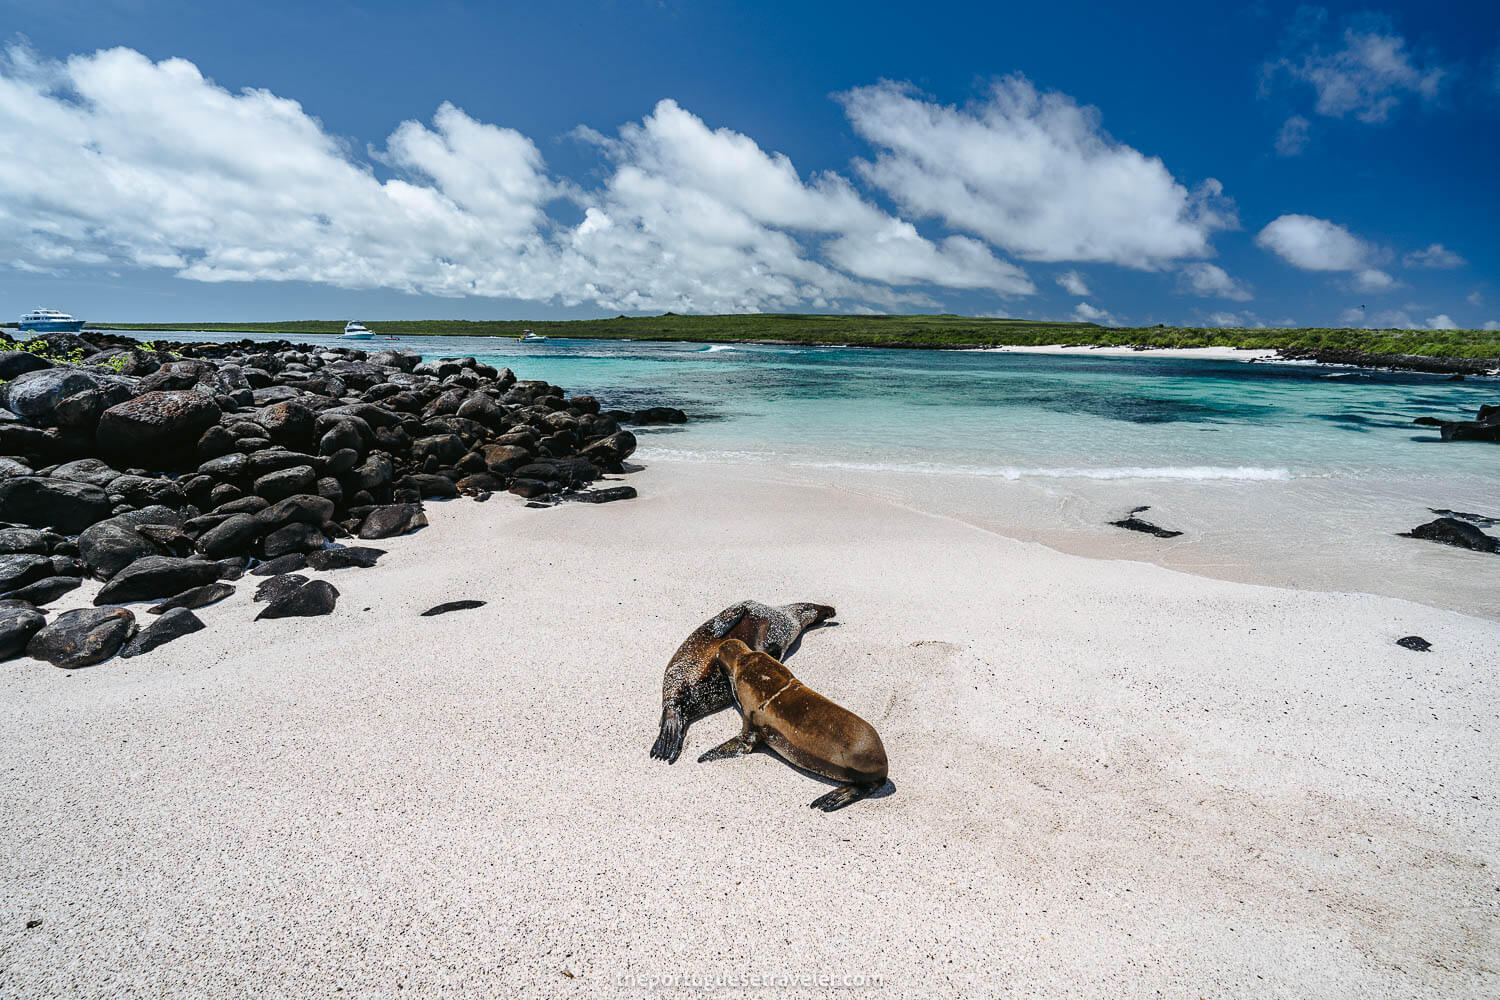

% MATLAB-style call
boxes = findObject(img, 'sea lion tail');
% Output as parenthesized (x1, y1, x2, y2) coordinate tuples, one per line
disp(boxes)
(651, 710, 686, 764)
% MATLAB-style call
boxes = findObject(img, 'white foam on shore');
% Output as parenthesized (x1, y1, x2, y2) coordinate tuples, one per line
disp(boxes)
(638, 447, 1293, 481)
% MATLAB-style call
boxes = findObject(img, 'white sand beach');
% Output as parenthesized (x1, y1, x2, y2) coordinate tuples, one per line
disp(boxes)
(2, 460, 1496, 997)
(963, 344, 1280, 361)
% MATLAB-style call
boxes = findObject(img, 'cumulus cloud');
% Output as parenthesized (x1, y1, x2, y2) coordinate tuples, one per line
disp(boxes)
(1177, 262, 1252, 301)
(1340, 307, 1457, 330)
(1402, 243, 1465, 269)
(1424, 313, 1457, 330)
(1468, 290, 1484, 306)
(1255, 214, 1397, 292)
(1275, 115, 1310, 155)
(0, 46, 1038, 314)
(839, 76, 1235, 270)
(1056, 270, 1091, 296)
(1265, 17, 1446, 123)
(1071, 301, 1120, 326)
(1485, 321, 1500, 331)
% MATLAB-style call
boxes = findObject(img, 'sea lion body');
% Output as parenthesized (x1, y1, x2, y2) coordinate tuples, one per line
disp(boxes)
(650, 600, 835, 764)
(701, 638, 887, 812)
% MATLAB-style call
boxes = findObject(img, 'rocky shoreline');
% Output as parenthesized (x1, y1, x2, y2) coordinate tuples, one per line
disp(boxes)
(0, 330, 685, 667)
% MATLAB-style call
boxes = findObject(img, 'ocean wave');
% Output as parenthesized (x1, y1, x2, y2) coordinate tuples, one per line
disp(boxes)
(638, 448, 1293, 481)
(701, 344, 737, 352)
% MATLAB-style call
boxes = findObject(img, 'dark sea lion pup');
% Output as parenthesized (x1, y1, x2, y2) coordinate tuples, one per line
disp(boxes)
(651, 600, 836, 764)
(699, 638, 888, 812)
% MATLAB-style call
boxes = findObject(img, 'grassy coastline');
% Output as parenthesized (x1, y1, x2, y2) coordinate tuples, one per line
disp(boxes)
(76, 313, 1500, 359)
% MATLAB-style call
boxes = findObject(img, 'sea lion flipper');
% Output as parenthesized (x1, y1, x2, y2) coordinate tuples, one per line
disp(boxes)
(650, 708, 686, 764)
(708, 602, 751, 640)
(809, 783, 876, 813)
(696, 730, 759, 763)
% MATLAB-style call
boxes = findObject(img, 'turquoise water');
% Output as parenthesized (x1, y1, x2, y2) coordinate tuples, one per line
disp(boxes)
(114, 332, 1500, 616)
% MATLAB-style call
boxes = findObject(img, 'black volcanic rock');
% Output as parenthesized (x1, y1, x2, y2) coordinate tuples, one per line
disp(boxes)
(26, 607, 136, 668)
(421, 600, 486, 616)
(149, 581, 235, 614)
(1109, 506, 1183, 539)
(1400, 517, 1500, 553)
(256, 578, 338, 620)
(120, 607, 204, 658)
(95, 556, 224, 605)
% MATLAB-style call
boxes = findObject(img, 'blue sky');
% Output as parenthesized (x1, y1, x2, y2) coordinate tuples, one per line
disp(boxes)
(1, 0, 1497, 328)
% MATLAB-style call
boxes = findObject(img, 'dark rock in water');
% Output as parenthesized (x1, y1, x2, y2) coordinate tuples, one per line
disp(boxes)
(95, 556, 224, 605)
(508, 478, 552, 499)
(1109, 507, 1183, 539)
(256, 578, 338, 620)
(26, 607, 136, 668)
(253, 573, 309, 603)
(1396, 635, 1432, 652)
(0, 605, 46, 660)
(149, 581, 235, 614)
(4, 576, 82, 606)
(628, 406, 687, 425)
(1400, 517, 1500, 553)
(262, 521, 324, 558)
(0, 553, 56, 593)
(421, 600, 486, 617)
(96, 391, 222, 466)
(1429, 508, 1500, 527)
(194, 513, 263, 558)
(0, 527, 52, 554)
(0, 476, 112, 533)
(1439, 421, 1500, 442)
(120, 607, 204, 658)
(569, 486, 638, 504)
(306, 546, 384, 571)
(358, 503, 427, 539)
(249, 553, 308, 576)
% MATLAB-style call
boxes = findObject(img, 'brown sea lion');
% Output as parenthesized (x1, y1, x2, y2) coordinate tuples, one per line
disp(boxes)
(699, 638, 888, 812)
(650, 600, 836, 764)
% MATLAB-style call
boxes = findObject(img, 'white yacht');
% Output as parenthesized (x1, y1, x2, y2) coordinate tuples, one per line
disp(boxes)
(18, 308, 85, 333)
(342, 321, 375, 340)
(518, 328, 547, 343)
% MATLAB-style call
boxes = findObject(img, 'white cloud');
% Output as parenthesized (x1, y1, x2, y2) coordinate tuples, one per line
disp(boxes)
(1484, 321, 1500, 331)
(1071, 301, 1120, 326)
(1177, 262, 1252, 301)
(0, 45, 1037, 314)
(1468, 290, 1483, 306)
(1275, 115, 1310, 155)
(1266, 22, 1446, 124)
(1353, 268, 1396, 292)
(840, 76, 1235, 270)
(1256, 214, 1369, 270)
(1338, 307, 1365, 325)
(1402, 243, 1465, 269)
(1424, 314, 1456, 330)
(1056, 270, 1091, 296)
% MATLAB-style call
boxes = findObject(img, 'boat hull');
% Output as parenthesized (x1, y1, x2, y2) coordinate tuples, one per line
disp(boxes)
(341, 333, 374, 340)
(18, 320, 86, 333)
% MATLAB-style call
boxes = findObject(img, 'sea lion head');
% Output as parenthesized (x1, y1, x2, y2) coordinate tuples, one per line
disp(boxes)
(789, 603, 837, 627)
(714, 637, 753, 675)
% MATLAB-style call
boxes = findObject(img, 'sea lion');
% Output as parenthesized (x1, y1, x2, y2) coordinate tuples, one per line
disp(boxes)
(650, 600, 836, 764)
(699, 638, 887, 812)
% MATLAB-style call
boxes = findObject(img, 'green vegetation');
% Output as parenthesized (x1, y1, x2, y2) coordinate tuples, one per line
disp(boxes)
(82, 313, 1500, 359)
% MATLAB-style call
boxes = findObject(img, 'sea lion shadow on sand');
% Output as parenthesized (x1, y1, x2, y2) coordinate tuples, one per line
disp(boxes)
(726, 744, 896, 806)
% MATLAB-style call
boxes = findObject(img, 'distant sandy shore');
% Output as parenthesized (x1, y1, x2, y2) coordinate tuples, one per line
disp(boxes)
(2, 461, 1495, 997)
(962, 343, 1279, 361)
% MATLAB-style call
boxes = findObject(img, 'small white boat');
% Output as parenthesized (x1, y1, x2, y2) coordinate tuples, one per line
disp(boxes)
(342, 321, 375, 340)
(517, 328, 547, 343)
(18, 308, 85, 333)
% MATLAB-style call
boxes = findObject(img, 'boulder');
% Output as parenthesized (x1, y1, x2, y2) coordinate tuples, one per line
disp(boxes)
(3, 368, 102, 424)
(1396, 635, 1432, 652)
(79, 520, 166, 578)
(401, 473, 459, 499)
(0, 352, 53, 381)
(253, 465, 317, 502)
(0, 553, 60, 593)
(120, 607, 205, 658)
(0, 528, 53, 555)
(4, 576, 83, 605)
(256, 579, 338, 620)
(358, 503, 428, 539)
(262, 522, 324, 558)
(508, 478, 552, 499)
(249, 553, 308, 576)
(569, 486, 638, 504)
(420, 600, 485, 617)
(94, 556, 224, 605)
(0, 477, 112, 533)
(305, 546, 384, 571)
(0, 605, 46, 660)
(49, 458, 123, 489)
(26, 607, 137, 668)
(148, 581, 235, 615)
(253, 573, 309, 603)
(257, 400, 317, 449)
(96, 390, 222, 467)
(255, 494, 336, 531)
(195, 513, 264, 558)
